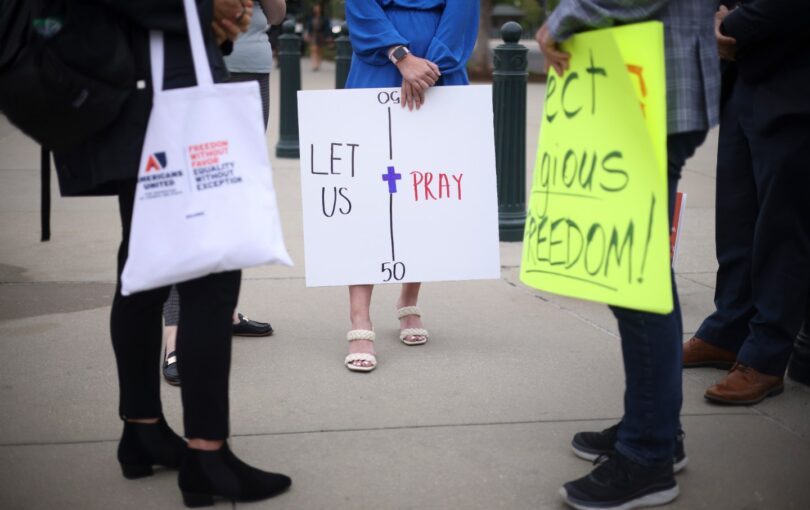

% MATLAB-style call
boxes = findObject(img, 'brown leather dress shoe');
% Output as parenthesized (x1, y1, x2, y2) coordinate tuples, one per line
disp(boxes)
(704, 363, 784, 405)
(682, 336, 736, 369)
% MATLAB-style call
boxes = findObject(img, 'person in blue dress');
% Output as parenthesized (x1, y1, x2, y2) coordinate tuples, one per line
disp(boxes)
(342, 1, 479, 372)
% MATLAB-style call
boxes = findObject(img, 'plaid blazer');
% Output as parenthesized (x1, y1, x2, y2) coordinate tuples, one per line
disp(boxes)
(547, 0, 721, 134)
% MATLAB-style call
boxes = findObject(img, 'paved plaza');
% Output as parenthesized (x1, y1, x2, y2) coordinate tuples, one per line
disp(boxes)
(1, 58, 809, 509)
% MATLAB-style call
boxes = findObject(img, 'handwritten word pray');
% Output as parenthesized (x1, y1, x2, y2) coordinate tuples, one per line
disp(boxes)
(409, 172, 463, 202)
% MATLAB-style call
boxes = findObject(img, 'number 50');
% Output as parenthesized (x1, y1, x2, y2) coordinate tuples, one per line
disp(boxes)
(381, 261, 406, 282)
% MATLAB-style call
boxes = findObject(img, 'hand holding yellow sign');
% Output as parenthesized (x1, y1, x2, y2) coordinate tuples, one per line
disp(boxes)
(520, 22, 671, 313)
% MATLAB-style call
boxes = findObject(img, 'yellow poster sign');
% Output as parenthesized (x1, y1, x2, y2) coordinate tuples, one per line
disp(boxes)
(520, 22, 672, 313)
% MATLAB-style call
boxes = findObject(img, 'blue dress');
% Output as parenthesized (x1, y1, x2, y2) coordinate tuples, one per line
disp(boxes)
(345, 0, 479, 88)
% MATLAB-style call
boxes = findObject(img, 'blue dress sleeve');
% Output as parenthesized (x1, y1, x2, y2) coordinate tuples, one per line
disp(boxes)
(345, 0, 409, 66)
(424, 0, 479, 75)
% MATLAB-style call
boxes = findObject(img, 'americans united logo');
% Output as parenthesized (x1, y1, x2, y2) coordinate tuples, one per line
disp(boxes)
(144, 152, 167, 173)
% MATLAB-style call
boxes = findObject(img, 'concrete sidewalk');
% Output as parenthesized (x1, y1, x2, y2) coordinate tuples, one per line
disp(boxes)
(1, 58, 809, 510)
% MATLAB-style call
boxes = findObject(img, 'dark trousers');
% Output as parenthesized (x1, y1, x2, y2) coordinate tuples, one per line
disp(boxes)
(791, 297, 810, 371)
(111, 180, 241, 439)
(612, 130, 707, 466)
(695, 75, 810, 376)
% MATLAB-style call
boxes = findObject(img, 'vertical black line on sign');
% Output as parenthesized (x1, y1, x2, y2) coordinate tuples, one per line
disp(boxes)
(389, 193, 396, 261)
(387, 105, 395, 260)
(388, 106, 393, 160)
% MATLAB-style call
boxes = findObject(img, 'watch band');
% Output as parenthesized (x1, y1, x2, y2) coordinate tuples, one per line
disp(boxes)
(389, 45, 410, 65)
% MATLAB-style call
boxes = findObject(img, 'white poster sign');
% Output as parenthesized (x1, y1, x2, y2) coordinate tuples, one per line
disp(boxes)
(298, 85, 500, 287)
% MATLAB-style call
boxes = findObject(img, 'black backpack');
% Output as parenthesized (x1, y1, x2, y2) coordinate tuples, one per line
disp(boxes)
(0, 0, 135, 151)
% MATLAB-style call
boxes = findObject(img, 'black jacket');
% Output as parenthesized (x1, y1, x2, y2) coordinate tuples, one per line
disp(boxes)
(721, 0, 810, 86)
(54, 0, 230, 196)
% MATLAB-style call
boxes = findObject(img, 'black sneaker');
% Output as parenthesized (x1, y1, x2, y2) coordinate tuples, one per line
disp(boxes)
(571, 423, 688, 473)
(560, 453, 678, 510)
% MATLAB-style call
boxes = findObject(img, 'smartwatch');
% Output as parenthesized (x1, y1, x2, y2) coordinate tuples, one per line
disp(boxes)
(389, 45, 411, 65)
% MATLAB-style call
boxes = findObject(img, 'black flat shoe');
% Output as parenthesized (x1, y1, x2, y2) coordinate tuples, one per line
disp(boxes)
(163, 350, 181, 386)
(118, 417, 186, 479)
(232, 313, 273, 337)
(178, 443, 291, 507)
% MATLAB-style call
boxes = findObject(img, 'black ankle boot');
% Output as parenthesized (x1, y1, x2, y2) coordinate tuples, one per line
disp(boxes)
(178, 443, 291, 507)
(117, 417, 187, 479)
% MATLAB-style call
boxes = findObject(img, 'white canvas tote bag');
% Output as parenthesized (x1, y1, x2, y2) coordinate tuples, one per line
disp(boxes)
(121, 0, 292, 296)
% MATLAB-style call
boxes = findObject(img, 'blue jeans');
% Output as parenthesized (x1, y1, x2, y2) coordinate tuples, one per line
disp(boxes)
(612, 130, 707, 466)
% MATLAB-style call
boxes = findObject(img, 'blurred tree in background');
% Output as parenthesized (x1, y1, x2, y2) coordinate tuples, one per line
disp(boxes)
(471, 0, 494, 74)
(470, 0, 546, 75)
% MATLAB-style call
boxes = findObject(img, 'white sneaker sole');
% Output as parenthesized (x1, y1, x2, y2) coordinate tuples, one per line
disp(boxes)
(560, 484, 679, 510)
(571, 445, 688, 474)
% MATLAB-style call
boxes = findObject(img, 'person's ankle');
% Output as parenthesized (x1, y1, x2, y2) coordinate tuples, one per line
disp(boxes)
(127, 417, 160, 424)
(188, 438, 225, 451)
(349, 315, 372, 330)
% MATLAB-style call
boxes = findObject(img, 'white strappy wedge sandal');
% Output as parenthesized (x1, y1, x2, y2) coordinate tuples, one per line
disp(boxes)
(344, 329, 377, 372)
(397, 306, 429, 346)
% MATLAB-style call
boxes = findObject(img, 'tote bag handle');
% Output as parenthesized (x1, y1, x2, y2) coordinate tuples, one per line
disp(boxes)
(149, 0, 215, 93)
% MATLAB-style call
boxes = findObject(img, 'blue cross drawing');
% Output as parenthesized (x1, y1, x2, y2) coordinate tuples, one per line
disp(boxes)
(382, 165, 401, 194)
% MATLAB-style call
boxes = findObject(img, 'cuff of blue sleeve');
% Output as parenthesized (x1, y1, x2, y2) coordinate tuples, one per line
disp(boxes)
(425, 39, 460, 74)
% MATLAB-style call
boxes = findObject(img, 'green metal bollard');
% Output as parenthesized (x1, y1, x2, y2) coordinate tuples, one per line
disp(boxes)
(335, 23, 352, 89)
(493, 22, 528, 241)
(276, 20, 301, 158)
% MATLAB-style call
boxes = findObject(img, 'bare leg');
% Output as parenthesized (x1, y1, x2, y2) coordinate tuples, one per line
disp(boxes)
(312, 45, 322, 70)
(188, 438, 224, 451)
(128, 418, 159, 424)
(398, 282, 427, 343)
(164, 325, 177, 359)
(348, 284, 375, 368)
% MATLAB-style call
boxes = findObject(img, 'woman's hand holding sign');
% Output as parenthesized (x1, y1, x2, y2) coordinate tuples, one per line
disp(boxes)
(395, 55, 441, 111)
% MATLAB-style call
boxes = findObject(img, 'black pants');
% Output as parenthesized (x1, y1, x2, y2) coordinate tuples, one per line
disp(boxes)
(790, 294, 810, 369)
(696, 73, 810, 376)
(111, 180, 241, 439)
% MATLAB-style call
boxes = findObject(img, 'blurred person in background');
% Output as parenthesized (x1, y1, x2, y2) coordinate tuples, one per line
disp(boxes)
(304, 2, 331, 71)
